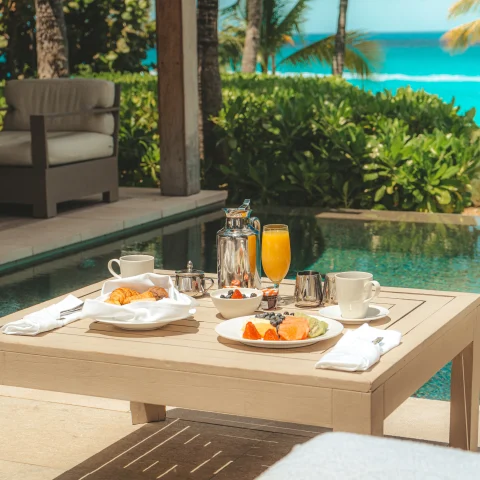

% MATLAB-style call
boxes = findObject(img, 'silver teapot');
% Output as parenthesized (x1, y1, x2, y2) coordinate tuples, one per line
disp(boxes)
(174, 261, 214, 298)
(217, 199, 262, 289)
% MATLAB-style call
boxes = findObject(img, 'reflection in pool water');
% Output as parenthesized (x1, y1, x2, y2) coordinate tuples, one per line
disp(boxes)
(1, 209, 479, 401)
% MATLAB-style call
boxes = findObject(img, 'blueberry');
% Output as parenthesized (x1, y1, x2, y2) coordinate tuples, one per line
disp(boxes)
(291, 312, 295, 316)
(220, 294, 226, 299)
(242, 294, 247, 298)
(228, 290, 234, 295)
(270, 320, 277, 326)
(250, 293, 257, 298)
(284, 312, 289, 316)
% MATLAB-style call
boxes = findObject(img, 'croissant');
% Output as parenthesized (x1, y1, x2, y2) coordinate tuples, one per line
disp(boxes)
(123, 290, 157, 304)
(148, 286, 169, 300)
(106, 287, 140, 305)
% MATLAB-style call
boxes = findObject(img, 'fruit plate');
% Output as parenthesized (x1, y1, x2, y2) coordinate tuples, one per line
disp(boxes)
(215, 315, 344, 349)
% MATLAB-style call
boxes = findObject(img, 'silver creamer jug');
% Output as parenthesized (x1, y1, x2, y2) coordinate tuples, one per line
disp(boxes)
(217, 199, 261, 289)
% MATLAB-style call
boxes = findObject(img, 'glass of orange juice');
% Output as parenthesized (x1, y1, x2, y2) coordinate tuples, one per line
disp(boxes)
(262, 224, 291, 302)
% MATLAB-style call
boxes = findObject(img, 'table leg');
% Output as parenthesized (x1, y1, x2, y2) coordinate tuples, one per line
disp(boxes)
(449, 310, 480, 451)
(332, 386, 384, 436)
(130, 402, 166, 425)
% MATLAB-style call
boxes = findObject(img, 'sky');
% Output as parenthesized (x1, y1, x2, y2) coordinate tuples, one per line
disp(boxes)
(221, 0, 480, 33)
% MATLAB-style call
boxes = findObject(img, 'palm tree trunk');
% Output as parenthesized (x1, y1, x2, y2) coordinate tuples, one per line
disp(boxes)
(241, 0, 262, 73)
(197, 0, 223, 167)
(34, 0, 69, 78)
(332, 0, 348, 76)
(271, 54, 276, 74)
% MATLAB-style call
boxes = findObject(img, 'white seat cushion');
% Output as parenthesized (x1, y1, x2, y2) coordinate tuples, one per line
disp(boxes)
(0, 131, 114, 167)
(257, 432, 480, 479)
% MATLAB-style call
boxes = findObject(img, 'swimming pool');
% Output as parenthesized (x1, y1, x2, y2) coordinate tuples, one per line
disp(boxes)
(1, 209, 479, 401)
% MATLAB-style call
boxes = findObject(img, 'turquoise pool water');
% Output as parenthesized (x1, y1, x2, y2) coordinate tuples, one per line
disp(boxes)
(1, 210, 479, 400)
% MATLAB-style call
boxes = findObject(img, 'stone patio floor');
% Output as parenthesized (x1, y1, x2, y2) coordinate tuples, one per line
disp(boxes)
(0, 188, 227, 271)
(0, 386, 477, 480)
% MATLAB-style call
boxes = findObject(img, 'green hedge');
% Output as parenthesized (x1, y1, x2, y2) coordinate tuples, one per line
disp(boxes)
(215, 75, 480, 213)
(1, 74, 479, 212)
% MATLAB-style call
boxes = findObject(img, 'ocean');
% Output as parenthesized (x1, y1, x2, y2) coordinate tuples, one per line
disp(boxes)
(147, 31, 480, 120)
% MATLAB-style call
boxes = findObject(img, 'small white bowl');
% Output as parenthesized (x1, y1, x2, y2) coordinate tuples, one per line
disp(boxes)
(210, 288, 263, 319)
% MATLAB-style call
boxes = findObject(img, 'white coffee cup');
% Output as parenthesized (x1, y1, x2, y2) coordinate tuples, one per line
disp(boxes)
(335, 271, 381, 319)
(108, 255, 155, 279)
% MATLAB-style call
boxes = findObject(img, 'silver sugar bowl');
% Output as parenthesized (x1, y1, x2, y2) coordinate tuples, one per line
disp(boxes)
(174, 261, 214, 298)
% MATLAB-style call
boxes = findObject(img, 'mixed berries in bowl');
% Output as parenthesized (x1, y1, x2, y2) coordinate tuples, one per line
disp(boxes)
(211, 287, 263, 319)
(220, 289, 258, 300)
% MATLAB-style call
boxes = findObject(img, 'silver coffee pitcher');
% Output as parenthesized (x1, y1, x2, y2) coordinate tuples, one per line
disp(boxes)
(217, 199, 262, 289)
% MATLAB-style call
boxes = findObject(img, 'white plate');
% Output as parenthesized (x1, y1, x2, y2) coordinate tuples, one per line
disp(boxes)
(318, 305, 390, 324)
(215, 315, 343, 349)
(96, 314, 191, 331)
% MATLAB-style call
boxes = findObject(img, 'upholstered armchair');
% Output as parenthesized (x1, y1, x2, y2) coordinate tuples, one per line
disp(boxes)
(0, 78, 120, 217)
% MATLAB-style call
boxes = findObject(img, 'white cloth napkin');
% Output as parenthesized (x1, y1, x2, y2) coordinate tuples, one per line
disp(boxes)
(1, 295, 83, 336)
(316, 324, 402, 372)
(82, 273, 197, 324)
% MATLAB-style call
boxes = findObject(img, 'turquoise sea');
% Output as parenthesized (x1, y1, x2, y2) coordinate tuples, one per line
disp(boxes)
(148, 31, 480, 119)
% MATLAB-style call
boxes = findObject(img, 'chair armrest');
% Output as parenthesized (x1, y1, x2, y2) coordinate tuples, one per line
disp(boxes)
(31, 107, 120, 119)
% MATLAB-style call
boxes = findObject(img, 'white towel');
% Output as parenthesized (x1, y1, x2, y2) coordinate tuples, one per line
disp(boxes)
(316, 324, 402, 371)
(1, 295, 83, 336)
(82, 273, 197, 324)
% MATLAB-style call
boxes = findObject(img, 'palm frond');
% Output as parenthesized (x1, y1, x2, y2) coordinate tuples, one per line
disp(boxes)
(219, 20, 246, 71)
(442, 19, 480, 51)
(449, 0, 480, 18)
(344, 32, 382, 77)
(279, 34, 334, 67)
(275, 0, 310, 40)
(261, 0, 310, 57)
(221, 0, 243, 16)
(279, 31, 381, 78)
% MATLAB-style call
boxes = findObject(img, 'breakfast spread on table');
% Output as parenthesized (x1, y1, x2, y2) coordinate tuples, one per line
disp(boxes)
(242, 312, 328, 342)
(105, 286, 169, 305)
(2, 199, 400, 370)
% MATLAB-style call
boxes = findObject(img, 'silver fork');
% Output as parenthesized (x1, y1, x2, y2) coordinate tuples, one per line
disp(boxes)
(59, 302, 84, 318)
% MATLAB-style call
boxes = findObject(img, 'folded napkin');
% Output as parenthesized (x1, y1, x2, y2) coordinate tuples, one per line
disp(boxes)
(1, 295, 83, 336)
(82, 273, 197, 324)
(316, 324, 402, 372)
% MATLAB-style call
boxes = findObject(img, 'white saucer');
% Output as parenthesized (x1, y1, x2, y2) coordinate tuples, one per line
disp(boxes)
(318, 305, 390, 324)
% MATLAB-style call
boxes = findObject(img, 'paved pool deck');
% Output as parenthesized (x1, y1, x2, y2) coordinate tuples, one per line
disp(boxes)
(0, 188, 227, 272)
(0, 386, 477, 479)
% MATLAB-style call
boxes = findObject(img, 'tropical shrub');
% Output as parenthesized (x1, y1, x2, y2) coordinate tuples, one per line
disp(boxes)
(1, 74, 479, 212)
(213, 74, 480, 213)
(94, 73, 160, 187)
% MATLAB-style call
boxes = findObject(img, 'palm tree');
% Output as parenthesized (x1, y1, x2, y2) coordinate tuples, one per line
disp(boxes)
(197, 0, 223, 164)
(333, 0, 348, 76)
(34, 0, 69, 78)
(223, 0, 380, 77)
(442, 0, 480, 51)
(242, 0, 263, 72)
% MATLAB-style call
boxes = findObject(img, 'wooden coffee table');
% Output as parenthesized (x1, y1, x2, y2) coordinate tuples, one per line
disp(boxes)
(1, 272, 479, 450)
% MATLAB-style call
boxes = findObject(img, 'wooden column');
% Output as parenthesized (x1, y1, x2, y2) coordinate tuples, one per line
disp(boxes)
(156, 0, 200, 196)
